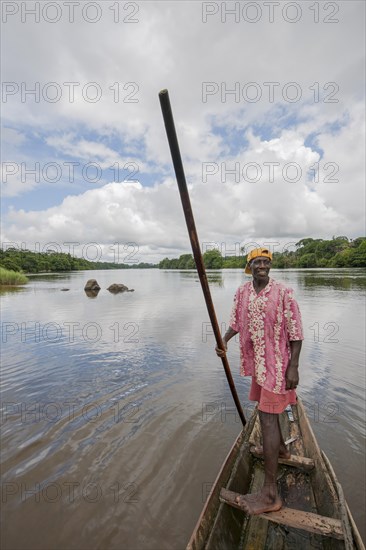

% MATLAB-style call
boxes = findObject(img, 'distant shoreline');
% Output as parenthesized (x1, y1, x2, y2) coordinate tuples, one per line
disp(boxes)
(1, 237, 365, 274)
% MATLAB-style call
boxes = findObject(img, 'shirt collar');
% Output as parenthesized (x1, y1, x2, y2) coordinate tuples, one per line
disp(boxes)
(251, 277, 272, 296)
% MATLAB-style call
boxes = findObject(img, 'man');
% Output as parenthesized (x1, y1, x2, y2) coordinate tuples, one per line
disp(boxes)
(216, 247, 304, 514)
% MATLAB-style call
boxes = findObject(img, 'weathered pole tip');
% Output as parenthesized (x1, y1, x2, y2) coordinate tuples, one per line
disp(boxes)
(159, 89, 168, 96)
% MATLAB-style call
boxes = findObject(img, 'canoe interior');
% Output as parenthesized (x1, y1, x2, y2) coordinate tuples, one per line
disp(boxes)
(187, 399, 363, 550)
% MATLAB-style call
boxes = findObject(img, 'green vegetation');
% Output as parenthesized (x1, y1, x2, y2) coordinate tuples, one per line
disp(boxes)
(158, 253, 196, 270)
(1, 237, 365, 276)
(273, 236, 366, 268)
(159, 237, 366, 269)
(0, 248, 157, 274)
(0, 267, 29, 286)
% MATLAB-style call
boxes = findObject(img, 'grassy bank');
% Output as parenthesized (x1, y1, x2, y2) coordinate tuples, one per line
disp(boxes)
(0, 267, 29, 286)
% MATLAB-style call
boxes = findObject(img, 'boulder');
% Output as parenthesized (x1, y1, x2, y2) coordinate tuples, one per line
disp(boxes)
(107, 283, 130, 293)
(84, 279, 101, 291)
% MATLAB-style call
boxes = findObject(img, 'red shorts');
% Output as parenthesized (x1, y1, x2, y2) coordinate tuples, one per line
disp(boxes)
(249, 377, 297, 414)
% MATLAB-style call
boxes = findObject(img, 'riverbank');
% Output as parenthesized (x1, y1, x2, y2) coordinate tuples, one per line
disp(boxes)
(0, 267, 28, 286)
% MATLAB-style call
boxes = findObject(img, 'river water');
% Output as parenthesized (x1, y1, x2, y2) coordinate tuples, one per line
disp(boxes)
(1, 268, 365, 549)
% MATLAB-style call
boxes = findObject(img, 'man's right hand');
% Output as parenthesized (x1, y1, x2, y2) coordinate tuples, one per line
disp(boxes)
(215, 341, 227, 357)
(215, 328, 237, 357)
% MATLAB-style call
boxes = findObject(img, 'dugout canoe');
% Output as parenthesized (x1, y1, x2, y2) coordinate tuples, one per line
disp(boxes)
(187, 398, 364, 550)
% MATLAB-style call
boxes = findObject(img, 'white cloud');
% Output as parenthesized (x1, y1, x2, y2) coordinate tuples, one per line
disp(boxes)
(45, 133, 140, 169)
(3, 106, 363, 263)
(1, 1, 365, 259)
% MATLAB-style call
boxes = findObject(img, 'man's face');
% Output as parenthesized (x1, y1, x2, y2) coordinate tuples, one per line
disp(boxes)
(250, 256, 271, 278)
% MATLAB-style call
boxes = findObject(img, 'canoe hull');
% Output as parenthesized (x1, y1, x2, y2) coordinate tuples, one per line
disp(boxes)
(186, 399, 364, 550)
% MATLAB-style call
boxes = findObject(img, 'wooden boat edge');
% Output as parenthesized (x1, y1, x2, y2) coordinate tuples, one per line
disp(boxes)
(321, 448, 365, 550)
(186, 409, 258, 550)
(344, 500, 365, 550)
(297, 399, 364, 549)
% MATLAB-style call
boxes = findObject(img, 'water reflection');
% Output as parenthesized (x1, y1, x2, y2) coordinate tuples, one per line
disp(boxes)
(1, 268, 365, 549)
(178, 269, 224, 286)
(302, 274, 366, 290)
(0, 286, 27, 295)
(301, 270, 366, 290)
(206, 271, 224, 286)
(84, 289, 100, 298)
(28, 272, 75, 282)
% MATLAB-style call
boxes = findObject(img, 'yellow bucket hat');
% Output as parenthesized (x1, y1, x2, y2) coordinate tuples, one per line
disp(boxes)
(245, 247, 273, 274)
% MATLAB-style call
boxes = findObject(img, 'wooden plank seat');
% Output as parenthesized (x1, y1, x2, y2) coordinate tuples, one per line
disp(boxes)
(249, 446, 315, 471)
(220, 488, 344, 540)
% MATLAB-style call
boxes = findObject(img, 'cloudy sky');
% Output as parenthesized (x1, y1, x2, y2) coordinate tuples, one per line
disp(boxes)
(1, 0, 365, 264)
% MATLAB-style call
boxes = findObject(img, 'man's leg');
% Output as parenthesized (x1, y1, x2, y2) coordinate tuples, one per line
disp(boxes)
(236, 410, 283, 514)
(252, 415, 291, 458)
(277, 415, 291, 458)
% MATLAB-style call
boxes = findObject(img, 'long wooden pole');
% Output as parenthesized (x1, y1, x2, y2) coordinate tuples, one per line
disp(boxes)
(159, 89, 246, 426)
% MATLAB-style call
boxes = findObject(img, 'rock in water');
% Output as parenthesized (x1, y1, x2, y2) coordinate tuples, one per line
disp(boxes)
(107, 283, 129, 293)
(84, 279, 101, 291)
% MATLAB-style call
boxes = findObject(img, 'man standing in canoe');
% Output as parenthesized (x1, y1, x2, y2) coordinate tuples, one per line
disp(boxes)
(216, 247, 304, 514)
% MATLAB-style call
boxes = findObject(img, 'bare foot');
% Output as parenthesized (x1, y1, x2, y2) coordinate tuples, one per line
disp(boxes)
(251, 445, 291, 460)
(235, 490, 283, 515)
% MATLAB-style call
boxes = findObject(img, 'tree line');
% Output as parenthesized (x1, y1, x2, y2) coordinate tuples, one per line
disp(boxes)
(1, 236, 365, 274)
(158, 237, 366, 269)
(0, 248, 156, 274)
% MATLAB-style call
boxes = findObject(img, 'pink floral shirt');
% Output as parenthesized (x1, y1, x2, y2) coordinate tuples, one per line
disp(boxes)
(229, 278, 304, 394)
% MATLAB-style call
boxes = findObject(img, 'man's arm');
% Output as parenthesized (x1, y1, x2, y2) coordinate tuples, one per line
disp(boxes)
(215, 327, 238, 357)
(285, 340, 302, 389)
